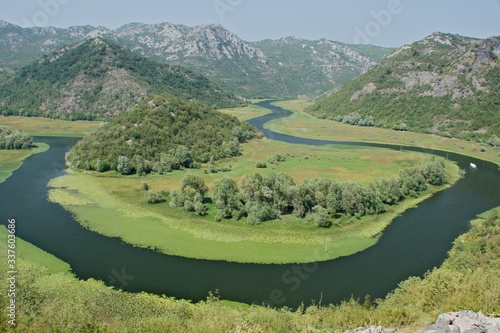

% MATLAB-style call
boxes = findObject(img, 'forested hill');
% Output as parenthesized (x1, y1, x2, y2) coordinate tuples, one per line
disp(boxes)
(0, 38, 246, 120)
(307, 33, 500, 141)
(67, 95, 258, 173)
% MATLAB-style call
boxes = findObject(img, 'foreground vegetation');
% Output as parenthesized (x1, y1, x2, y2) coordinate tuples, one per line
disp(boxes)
(1, 207, 497, 332)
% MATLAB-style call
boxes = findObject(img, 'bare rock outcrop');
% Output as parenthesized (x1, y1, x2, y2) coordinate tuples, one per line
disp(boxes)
(424, 311, 500, 333)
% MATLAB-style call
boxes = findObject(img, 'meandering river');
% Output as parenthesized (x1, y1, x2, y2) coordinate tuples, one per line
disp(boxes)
(1, 101, 499, 308)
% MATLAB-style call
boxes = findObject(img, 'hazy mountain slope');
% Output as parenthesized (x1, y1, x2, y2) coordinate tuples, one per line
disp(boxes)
(0, 38, 245, 120)
(307, 33, 500, 140)
(0, 20, 393, 98)
(252, 37, 393, 97)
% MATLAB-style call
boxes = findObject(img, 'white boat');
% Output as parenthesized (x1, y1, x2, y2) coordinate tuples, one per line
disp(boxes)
(470, 163, 477, 169)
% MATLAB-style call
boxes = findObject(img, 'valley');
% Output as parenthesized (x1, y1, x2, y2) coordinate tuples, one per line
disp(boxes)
(0, 13, 498, 332)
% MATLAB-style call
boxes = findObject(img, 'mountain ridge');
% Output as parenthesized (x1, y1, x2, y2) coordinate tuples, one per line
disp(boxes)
(0, 20, 393, 98)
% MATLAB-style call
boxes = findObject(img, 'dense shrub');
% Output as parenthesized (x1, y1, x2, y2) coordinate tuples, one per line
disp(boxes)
(0, 128, 33, 150)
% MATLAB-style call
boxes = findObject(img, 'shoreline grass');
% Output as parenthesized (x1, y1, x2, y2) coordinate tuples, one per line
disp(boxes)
(0, 142, 49, 184)
(0, 225, 71, 274)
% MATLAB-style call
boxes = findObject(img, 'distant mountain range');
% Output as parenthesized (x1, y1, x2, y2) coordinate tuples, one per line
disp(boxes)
(0, 38, 245, 119)
(307, 33, 500, 140)
(0, 20, 393, 98)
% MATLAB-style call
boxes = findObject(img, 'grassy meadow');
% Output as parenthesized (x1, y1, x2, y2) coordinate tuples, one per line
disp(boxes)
(0, 116, 103, 137)
(219, 103, 271, 121)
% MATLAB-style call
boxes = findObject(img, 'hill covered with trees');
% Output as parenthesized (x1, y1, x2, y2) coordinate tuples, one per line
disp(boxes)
(67, 95, 258, 173)
(307, 33, 500, 142)
(0, 38, 246, 120)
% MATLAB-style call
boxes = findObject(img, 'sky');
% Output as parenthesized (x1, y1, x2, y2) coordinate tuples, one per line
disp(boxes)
(1, 0, 499, 47)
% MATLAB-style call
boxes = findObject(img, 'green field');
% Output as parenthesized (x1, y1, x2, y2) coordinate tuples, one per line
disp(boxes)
(0, 116, 103, 137)
(219, 103, 271, 121)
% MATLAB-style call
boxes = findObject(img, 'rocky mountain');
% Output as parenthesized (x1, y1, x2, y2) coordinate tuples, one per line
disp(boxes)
(0, 38, 245, 120)
(307, 33, 500, 140)
(0, 20, 393, 98)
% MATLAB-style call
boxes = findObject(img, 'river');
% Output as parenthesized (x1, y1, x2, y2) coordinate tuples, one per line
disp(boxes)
(0, 101, 499, 308)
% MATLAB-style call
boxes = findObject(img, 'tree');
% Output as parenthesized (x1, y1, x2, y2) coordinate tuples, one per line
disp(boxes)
(246, 202, 277, 225)
(326, 182, 342, 214)
(486, 134, 500, 147)
(193, 193, 207, 216)
(153, 153, 173, 174)
(340, 181, 383, 217)
(287, 185, 305, 217)
(134, 156, 147, 176)
(174, 145, 192, 168)
(262, 173, 295, 213)
(0, 129, 33, 150)
(95, 159, 111, 172)
(395, 123, 407, 131)
(146, 190, 169, 204)
(240, 173, 264, 203)
(373, 178, 405, 205)
(169, 190, 185, 207)
(180, 174, 208, 200)
(421, 160, 446, 186)
(313, 205, 330, 228)
(117, 156, 132, 175)
(212, 176, 244, 220)
(400, 166, 428, 197)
